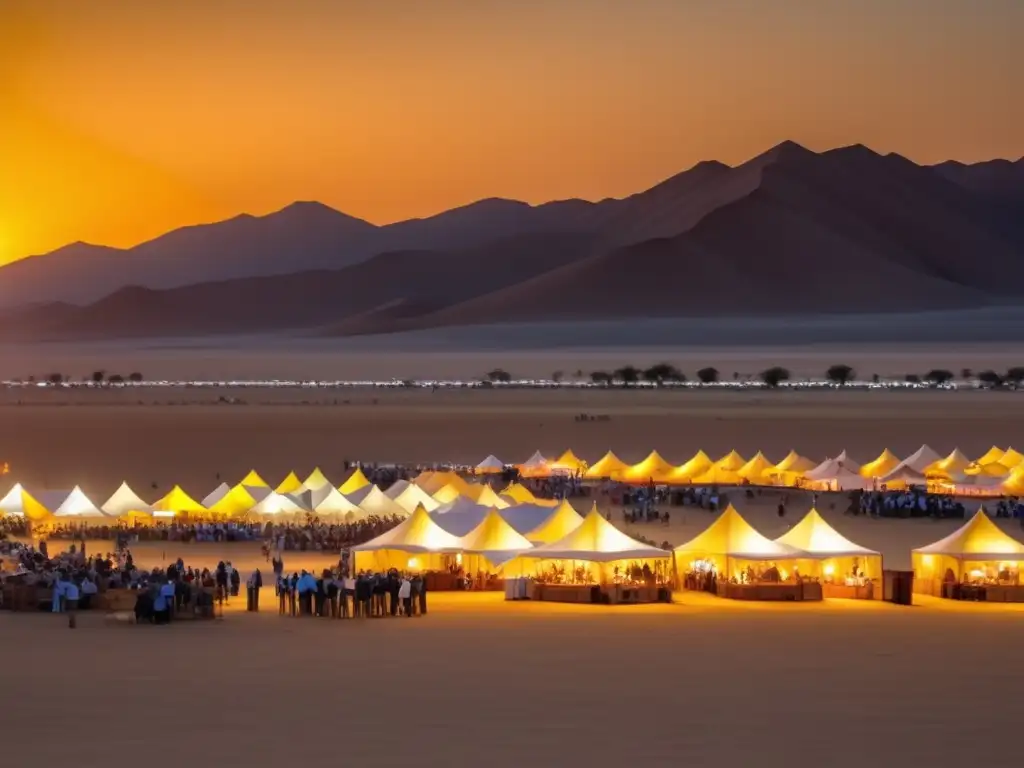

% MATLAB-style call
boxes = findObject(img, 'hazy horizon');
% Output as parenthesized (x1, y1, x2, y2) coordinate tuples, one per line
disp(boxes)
(4, 0, 1023, 264)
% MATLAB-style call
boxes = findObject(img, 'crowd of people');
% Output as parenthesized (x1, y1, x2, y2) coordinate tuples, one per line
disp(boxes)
(849, 488, 971, 519)
(271, 564, 428, 619)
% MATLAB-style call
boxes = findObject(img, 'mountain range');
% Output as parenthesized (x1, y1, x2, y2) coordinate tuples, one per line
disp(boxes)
(2, 141, 1023, 340)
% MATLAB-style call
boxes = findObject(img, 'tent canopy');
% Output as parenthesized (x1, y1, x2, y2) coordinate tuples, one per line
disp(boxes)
(584, 451, 629, 479)
(914, 509, 1024, 560)
(774, 450, 818, 475)
(206, 484, 258, 516)
(339, 467, 371, 495)
(927, 448, 971, 477)
(47, 486, 110, 518)
(674, 505, 807, 561)
(998, 448, 1024, 470)
(975, 447, 1005, 466)
(501, 482, 538, 505)
(312, 485, 363, 517)
(668, 451, 714, 483)
(738, 452, 775, 482)
(354, 505, 465, 555)
(860, 449, 901, 478)
(101, 482, 152, 517)
(519, 506, 668, 563)
(475, 455, 505, 473)
(525, 499, 585, 543)
(251, 491, 305, 516)
(153, 486, 205, 514)
(623, 450, 675, 483)
(894, 445, 942, 474)
(459, 509, 534, 558)
(389, 483, 441, 514)
(553, 449, 587, 472)
(239, 470, 268, 488)
(300, 467, 331, 492)
(775, 509, 879, 557)
(359, 485, 410, 518)
(275, 471, 303, 495)
(0, 484, 50, 520)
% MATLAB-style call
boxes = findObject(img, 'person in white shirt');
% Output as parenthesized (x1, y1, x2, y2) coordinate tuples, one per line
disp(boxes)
(398, 576, 412, 617)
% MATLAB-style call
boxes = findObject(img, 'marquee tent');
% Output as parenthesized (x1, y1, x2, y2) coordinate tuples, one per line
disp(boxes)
(46, 487, 111, 520)
(431, 498, 494, 536)
(300, 467, 331, 493)
(389, 482, 441, 514)
(475, 455, 505, 474)
(205, 484, 259, 517)
(500, 482, 538, 505)
(239, 470, 268, 488)
(936, 472, 1006, 496)
(358, 485, 410, 518)
(804, 459, 872, 491)
(998, 448, 1024, 470)
(352, 505, 465, 572)
(738, 452, 775, 483)
(878, 466, 928, 489)
(894, 445, 942, 474)
(311, 485, 363, 519)
(832, 450, 862, 474)
(666, 451, 714, 483)
(1003, 466, 1024, 496)
(912, 509, 1024, 595)
(339, 468, 371, 495)
(964, 461, 1010, 479)
(552, 449, 587, 473)
(623, 451, 675, 483)
(927, 448, 972, 478)
(201, 483, 232, 509)
(519, 451, 553, 478)
(674, 505, 808, 579)
(275, 472, 303, 495)
(101, 482, 153, 521)
(525, 499, 585, 544)
(459, 509, 535, 572)
(461, 483, 510, 509)
(511, 506, 669, 583)
(414, 471, 469, 496)
(859, 449, 901, 479)
(433, 483, 465, 505)
(152, 486, 206, 516)
(775, 508, 882, 579)
(768, 450, 818, 486)
(250, 491, 305, 517)
(691, 451, 747, 485)
(584, 451, 629, 479)
(975, 447, 1005, 466)
(344, 484, 375, 505)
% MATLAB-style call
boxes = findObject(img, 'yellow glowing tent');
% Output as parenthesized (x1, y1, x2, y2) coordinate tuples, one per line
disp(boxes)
(352, 505, 465, 572)
(525, 499, 586, 543)
(390, 483, 441, 514)
(0, 484, 54, 521)
(1003, 467, 1024, 495)
(912, 509, 1024, 595)
(859, 449, 901, 479)
(468, 484, 511, 510)
(153, 486, 206, 515)
(300, 467, 331, 492)
(416, 471, 469, 496)
(275, 471, 303, 495)
(998, 448, 1024, 470)
(674, 504, 807, 578)
(475, 455, 505, 474)
(622, 450, 675, 483)
(358, 485, 410, 518)
(433, 482, 464, 505)
(501, 482, 538, 504)
(691, 451, 747, 485)
(775, 508, 882, 579)
(666, 451, 714, 483)
(553, 449, 587, 473)
(513, 505, 670, 584)
(927, 448, 972, 478)
(737, 452, 775, 483)
(975, 446, 1005, 466)
(584, 451, 630, 479)
(459, 509, 535, 572)
(768, 450, 818, 486)
(339, 467, 371, 495)
(239, 470, 268, 488)
(311, 485, 363, 519)
(206, 484, 259, 516)
(964, 462, 1009, 478)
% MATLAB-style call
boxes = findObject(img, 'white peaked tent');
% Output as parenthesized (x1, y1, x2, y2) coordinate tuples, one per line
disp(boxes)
(390, 483, 441, 514)
(312, 485, 364, 519)
(47, 486, 111, 519)
(804, 458, 872, 490)
(353, 505, 465, 571)
(250, 491, 305, 517)
(201, 483, 232, 509)
(833, 450, 862, 474)
(345, 484, 375, 506)
(776, 509, 879, 558)
(384, 480, 411, 499)
(459, 509, 535, 570)
(0, 483, 36, 517)
(519, 451, 551, 476)
(431, 497, 495, 536)
(101, 482, 152, 517)
(358, 485, 410, 518)
(519, 506, 669, 563)
(879, 466, 928, 488)
(475, 455, 506, 474)
(893, 445, 942, 474)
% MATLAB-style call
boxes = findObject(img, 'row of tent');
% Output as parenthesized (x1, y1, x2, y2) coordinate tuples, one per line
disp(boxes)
(356, 496, 1024, 595)
(0, 467, 560, 525)
(479, 447, 1024, 494)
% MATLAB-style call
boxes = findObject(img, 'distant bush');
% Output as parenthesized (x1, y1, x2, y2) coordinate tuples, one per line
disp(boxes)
(760, 366, 790, 388)
(826, 364, 855, 385)
(696, 367, 719, 384)
(977, 370, 1004, 388)
(613, 366, 641, 386)
(905, 374, 922, 384)
(924, 369, 954, 385)
(590, 371, 612, 385)
(485, 369, 512, 383)
(642, 363, 684, 385)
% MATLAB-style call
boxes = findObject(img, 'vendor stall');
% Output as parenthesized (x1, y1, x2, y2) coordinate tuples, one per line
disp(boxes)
(775, 509, 882, 599)
(912, 509, 1024, 601)
(674, 505, 817, 601)
(352, 505, 464, 574)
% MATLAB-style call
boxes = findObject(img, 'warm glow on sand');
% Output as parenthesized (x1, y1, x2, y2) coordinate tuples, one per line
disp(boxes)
(2, 1, 1023, 264)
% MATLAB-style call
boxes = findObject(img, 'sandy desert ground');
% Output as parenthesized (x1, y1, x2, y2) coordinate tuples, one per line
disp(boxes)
(4, 386, 1024, 767)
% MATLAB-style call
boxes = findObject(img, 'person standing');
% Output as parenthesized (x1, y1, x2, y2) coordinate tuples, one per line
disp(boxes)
(398, 575, 412, 617)
(160, 579, 176, 622)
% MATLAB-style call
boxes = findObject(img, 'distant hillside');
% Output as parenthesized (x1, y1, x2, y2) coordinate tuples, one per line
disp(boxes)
(2, 140, 1023, 339)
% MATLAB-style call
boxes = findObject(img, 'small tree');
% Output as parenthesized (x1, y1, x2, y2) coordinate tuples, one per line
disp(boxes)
(91, 370, 105, 384)
(905, 373, 922, 384)
(486, 369, 512, 384)
(696, 367, 719, 384)
(590, 370, 612, 385)
(760, 366, 790, 388)
(107, 373, 125, 384)
(961, 368, 973, 380)
(128, 372, 143, 383)
(977, 370, 1004, 388)
(642, 362, 684, 385)
(1006, 367, 1024, 386)
(614, 366, 641, 387)
(826, 364, 855, 386)
(924, 369, 954, 386)
(871, 373, 880, 384)
(47, 372, 64, 385)
(551, 370, 564, 384)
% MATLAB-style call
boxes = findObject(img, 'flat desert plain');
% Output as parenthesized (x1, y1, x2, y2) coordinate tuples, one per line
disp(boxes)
(4, 386, 1024, 767)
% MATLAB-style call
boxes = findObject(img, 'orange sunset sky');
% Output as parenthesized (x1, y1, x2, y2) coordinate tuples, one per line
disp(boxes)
(1, 0, 1022, 265)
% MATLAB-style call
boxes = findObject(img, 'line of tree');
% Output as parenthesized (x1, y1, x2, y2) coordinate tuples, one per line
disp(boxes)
(30, 371, 144, 385)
